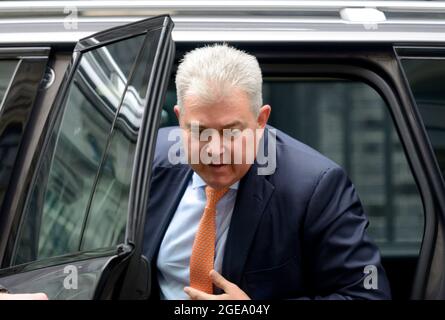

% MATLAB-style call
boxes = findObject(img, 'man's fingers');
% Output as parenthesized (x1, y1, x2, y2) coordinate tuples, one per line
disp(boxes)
(184, 287, 214, 300)
(0, 293, 48, 300)
(209, 269, 231, 292)
(33, 293, 49, 300)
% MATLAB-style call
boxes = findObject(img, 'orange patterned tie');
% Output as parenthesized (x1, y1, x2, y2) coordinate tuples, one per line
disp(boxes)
(189, 185, 229, 293)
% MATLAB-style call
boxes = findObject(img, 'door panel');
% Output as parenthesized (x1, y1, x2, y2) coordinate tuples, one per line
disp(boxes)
(0, 15, 174, 299)
(0, 255, 111, 299)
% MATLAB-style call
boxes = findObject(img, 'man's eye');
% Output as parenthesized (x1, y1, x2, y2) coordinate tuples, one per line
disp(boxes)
(223, 129, 242, 140)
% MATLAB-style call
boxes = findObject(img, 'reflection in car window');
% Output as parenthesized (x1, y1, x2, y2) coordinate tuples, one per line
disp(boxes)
(161, 78, 424, 257)
(81, 29, 162, 250)
(13, 36, 145, 265)
(401, 59, 445, 182)
(0, 60, 20, 208)
(0, 60, 17, 104)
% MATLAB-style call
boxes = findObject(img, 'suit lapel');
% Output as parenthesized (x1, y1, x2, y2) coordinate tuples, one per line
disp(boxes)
(221, 163, 275, 286)
(143, 164, 193, 262)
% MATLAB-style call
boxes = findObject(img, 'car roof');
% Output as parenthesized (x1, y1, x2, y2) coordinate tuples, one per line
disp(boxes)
(1, 1, 445, 45)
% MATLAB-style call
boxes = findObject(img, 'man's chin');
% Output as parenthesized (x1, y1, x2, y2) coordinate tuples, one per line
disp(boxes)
(203, 174, 235, 190)
(207, 163, 231, 173)
(206, 180, 233, 190)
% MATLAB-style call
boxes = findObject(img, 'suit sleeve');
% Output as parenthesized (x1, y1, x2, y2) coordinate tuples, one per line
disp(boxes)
(300, 166, 391, 300)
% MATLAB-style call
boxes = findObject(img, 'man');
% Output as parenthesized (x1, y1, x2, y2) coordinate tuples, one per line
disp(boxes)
(143, 44, 391, 300)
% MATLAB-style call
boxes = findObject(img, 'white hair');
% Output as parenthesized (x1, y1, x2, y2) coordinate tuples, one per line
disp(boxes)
(175, 43, 263, 115)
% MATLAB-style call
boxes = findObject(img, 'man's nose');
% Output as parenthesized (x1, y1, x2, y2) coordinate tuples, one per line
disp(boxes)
(206, 134, 225, 156)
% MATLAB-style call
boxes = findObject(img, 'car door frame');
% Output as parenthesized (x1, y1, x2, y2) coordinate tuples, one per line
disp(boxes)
(394, 46, 445, 299)
(0, 15, 175, 300)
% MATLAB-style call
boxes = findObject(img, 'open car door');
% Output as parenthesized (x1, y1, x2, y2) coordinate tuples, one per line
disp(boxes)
(0, 15, 174, 299)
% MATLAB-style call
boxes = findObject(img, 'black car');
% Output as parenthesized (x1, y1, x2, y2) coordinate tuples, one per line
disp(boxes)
(0, 1, 444, 300)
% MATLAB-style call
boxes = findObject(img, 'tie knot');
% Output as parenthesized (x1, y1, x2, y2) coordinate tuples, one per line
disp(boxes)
(205, 186, 229, 209)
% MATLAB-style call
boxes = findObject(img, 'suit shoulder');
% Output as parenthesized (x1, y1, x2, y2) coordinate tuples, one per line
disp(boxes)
(264, 127, 347, 200)
(273, 127, 342, 173)
(153, 126, 183, 168)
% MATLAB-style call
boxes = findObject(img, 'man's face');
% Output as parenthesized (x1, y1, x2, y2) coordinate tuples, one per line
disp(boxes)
(174, 87, 271, 190)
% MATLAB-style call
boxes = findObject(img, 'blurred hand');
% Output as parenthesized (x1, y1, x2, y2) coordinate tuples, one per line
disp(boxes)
(0, 292, 48, 300)
(184, 270, 250, 300)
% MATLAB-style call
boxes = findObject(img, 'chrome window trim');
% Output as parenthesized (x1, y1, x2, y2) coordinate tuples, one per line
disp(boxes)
(0, 1, 444, 44)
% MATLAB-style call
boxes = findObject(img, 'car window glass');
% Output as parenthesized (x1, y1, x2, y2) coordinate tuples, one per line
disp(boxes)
(0, 60, 20, 208)
(13, 35, 146, 265)
(0, 60, 18, 104)
(401, 59, 445, 182)
(81, 30, 162, 251)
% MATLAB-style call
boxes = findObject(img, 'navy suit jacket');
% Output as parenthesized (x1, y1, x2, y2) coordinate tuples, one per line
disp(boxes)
(143, 126, 391, 299)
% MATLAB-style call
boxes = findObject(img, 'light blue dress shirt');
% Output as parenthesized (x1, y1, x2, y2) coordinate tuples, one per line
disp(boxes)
(156, 172, 239, 300)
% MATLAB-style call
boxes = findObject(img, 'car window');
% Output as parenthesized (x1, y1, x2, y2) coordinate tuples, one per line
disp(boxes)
(0, 60, 17, 103)
(12, 35, 146, 265)
(401, 59, 445, 182)
(161, 77, 424, 257)
(0, 60, 20, 207)
(81, 30, 162, 251)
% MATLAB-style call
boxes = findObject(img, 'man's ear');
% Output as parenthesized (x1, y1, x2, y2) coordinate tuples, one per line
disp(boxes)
(257, 105, 271, 129)
(174, 105, 181, 122)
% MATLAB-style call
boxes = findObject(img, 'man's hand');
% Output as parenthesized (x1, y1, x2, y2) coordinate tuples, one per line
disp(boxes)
(184, 270, 250, 300)
(0, 293, 48, 300)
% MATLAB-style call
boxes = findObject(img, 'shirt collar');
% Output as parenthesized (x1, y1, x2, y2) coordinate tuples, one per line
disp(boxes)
(191, 172, 239, 190)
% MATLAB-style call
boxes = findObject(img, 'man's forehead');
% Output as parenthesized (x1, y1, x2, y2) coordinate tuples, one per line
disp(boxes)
(185, 120, 245, 130)
(182, 86, 250, 108)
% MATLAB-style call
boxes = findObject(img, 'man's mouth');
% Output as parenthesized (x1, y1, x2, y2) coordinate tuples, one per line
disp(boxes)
(208, 164, 227, 168)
